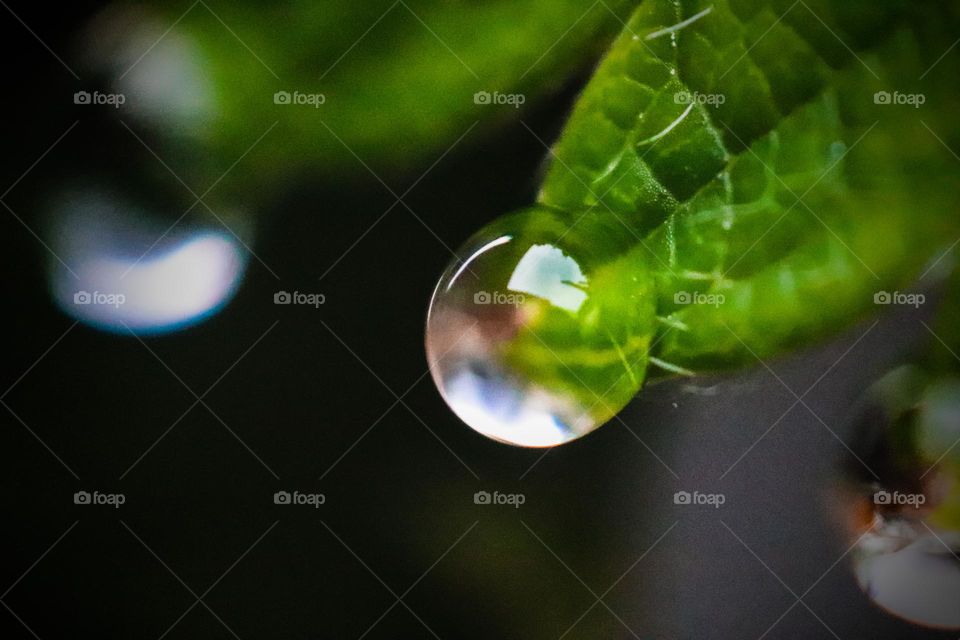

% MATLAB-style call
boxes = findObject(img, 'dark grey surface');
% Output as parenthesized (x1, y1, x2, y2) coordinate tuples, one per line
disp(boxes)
(608, 297, 952, 639)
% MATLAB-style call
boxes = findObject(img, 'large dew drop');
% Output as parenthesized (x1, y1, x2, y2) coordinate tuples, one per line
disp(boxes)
(425, 207, 657, 447)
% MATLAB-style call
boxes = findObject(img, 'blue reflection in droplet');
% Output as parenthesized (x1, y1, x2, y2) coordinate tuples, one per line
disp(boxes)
(48, 191, 247, 334)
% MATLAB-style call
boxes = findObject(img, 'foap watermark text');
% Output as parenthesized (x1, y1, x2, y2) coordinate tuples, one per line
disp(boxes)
(874, 490, 925, 509)
(874, 91, 925, 108)
(474, 490, 525, 508)
(74, 90, 125, 108)
(874, 291, 924, 308)
(274, 490, 326, 508)
(674, 291, 725, 307)
(674, 91, 726, 107)
(74, 290, 125, 308)
(474, 290, 524, 306)
(474, 91, 525, 109)
(674, 490, 725, 508)
(274, 291, 326, 308)
(274, 90, 326, 108)
(74, 490, 125, 508)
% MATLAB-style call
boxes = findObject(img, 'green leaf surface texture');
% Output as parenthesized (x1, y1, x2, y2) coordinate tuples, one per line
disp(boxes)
(534, 0, 959, 372)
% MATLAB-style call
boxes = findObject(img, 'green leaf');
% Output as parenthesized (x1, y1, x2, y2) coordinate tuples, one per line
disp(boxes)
(528, 0, 958, 372)
(439, 0, 960, 433)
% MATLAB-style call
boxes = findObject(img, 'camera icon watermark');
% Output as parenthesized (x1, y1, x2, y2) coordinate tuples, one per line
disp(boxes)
(74, 290, 126, 308)
(274, 90, 326, 108)
(273, 490, 325, 508)
(873, 490, 925, 509)
(473, 490, 525, 508)
(74, 90, 126, 108)
(274, 290, 326, 308)
(674, 291, 725, 308)
(873, 90, 925, 108)
(874, 290, 924, 308)
(473, 90, 526, 109)
(74, 490, 126, 508)
(673, 490, 725, 508)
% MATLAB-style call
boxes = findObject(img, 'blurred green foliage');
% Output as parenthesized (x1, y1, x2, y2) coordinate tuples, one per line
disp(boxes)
(88, 0, 635, 205)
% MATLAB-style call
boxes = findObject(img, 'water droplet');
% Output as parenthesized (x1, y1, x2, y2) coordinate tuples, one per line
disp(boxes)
(853, 518, 960, 629)
(839, 370, 960, 629)
(47, 190, 248, 334)
(425, 207, 657, 447)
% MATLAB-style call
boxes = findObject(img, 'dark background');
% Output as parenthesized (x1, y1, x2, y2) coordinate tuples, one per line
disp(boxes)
(1, 3, 955, 639)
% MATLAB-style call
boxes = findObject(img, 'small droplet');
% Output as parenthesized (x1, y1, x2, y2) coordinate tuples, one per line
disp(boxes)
(839, 370, 960, 630)
(853, 518, 960, 629)
(47, 189, 247, 334)
(425, 207, 657, 447)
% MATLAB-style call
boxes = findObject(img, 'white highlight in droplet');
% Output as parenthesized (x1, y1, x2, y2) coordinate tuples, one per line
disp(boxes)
(48, 192, 247, 334)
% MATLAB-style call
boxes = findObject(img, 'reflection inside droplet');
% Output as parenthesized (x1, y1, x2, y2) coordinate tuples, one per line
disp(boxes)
(507, 243, 588, 313)
(48, 191, 247, 334)
(425, 207, 657, 447)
